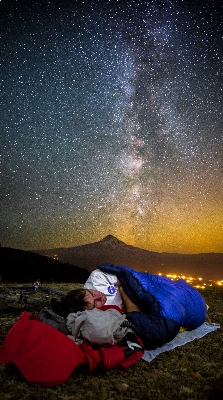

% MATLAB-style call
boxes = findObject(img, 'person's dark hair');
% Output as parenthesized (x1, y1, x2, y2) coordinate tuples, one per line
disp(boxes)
(62, 288, 89, 314)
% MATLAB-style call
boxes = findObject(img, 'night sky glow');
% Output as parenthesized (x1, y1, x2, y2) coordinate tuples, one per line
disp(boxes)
(1, 0, 223, 253)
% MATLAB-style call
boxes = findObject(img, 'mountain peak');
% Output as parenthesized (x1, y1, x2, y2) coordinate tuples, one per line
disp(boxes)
(99, 235, 124, 245)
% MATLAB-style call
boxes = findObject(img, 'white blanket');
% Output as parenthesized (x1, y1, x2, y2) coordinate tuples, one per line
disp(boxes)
(142, 322, 220, 362)
(67, 308, 131, 345)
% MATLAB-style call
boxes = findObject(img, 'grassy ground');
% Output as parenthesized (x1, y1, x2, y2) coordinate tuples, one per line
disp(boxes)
(0, 283, 223, 400)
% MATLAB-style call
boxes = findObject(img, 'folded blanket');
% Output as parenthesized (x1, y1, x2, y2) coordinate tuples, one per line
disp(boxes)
(67, 308, 130, 345)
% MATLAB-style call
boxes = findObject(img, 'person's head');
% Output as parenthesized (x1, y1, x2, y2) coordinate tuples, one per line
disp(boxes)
(62, 288, 107, 315)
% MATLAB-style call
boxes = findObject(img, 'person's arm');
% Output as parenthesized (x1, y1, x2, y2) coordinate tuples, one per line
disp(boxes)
(119, 286, 140, 312)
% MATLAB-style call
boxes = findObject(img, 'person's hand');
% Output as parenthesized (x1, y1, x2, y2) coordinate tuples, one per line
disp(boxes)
(115, 279, 122, 287)
(119, 285, 124, 294)
(119, 286, 140, 312)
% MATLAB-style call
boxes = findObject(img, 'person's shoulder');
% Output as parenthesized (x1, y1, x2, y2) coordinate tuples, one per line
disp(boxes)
(92, 269, 115, 281)
(84, 269, 107, 289)
(85, 269, 117, 286)
(88, 269, 105, 279)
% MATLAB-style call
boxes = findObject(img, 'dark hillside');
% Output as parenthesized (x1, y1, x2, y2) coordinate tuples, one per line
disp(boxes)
(33, 235, 223, 280)
(0, 247, 89, 283)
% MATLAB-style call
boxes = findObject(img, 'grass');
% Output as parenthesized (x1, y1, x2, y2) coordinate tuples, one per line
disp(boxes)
(0, 283, 223, 400)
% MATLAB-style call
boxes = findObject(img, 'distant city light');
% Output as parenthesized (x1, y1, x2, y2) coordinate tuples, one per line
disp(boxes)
(157, 273, 222, 289)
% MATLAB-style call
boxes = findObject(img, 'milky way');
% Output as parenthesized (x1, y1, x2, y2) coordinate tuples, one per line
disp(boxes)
(1, 0, 223, 253)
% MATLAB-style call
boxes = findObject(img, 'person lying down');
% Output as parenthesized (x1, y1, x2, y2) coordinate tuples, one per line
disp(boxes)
(40, 287, 143, 350)
(49, 263, 208, 350)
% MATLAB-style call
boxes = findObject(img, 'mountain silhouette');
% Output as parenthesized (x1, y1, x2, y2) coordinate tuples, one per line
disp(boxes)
(32, 235, 223, 280)
(0, 247, 89, 283)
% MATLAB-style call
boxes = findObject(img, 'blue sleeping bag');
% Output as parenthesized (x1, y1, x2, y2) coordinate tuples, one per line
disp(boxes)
(99, 262, 207, 328)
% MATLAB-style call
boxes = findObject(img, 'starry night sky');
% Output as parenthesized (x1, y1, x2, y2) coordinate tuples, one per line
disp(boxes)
(1, 0, 223, 253)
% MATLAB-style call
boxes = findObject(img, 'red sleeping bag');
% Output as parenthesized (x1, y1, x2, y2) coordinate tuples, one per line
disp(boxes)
(0, 311, 144, 386)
